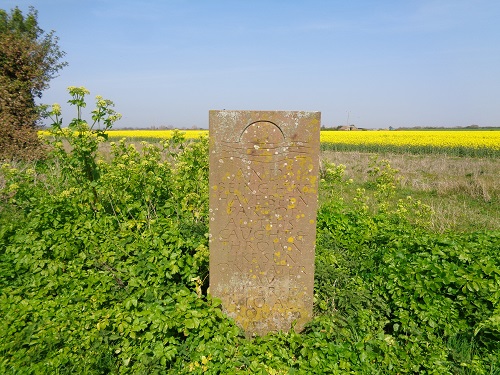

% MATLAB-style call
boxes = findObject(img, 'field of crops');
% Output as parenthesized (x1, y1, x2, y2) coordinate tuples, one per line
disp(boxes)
(107, 129, 207, 140)
(321, 130, 500, 149)
(98, 129, 500, 157)
(320, 130, 500, 157)
(38, 128, 500, 159)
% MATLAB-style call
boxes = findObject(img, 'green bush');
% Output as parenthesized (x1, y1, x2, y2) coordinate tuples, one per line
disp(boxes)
(315, 161, 500, 373)
(1, 88, 499, 373)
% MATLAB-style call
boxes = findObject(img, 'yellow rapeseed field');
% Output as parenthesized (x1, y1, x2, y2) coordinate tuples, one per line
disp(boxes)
(106, 130, 208, 140)
(105, 129, 499, 151)
(320, 130, 500, 151)
(39, 129, 500, 154)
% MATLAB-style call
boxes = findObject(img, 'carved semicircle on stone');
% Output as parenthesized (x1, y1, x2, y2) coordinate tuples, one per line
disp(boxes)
(239, 121, 285, 145)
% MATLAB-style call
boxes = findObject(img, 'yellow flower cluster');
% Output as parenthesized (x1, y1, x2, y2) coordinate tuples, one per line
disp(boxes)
(319, 130, 500, 150)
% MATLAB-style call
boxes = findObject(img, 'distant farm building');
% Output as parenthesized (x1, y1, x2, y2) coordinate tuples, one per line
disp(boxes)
(337, 125, 359, 131)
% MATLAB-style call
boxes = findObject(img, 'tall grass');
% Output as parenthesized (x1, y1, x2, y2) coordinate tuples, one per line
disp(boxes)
(321, 150, 500, 232)
(320, 142, 500, 158)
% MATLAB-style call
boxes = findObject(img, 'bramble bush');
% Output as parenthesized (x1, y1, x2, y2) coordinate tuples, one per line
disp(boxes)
(1, 88, 499, 373)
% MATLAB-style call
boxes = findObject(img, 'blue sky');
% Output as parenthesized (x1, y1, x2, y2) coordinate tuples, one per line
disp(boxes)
(5, 0, 500, 128)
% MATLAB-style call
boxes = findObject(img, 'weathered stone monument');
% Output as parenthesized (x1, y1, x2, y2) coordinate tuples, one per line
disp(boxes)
(209, 110, 320, 337)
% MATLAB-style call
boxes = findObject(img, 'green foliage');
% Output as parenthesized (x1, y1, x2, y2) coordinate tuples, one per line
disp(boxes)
(0, 6, 67, 161)
(0, 6, 39, 38)
(1, 89, 214, 373)
(1, 89, 499, 373)
(315, 163, 500, 373)
(0, 6, 67, 98)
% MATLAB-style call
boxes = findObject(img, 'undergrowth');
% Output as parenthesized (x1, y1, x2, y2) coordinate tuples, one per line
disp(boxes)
(0, 88, 499, 374)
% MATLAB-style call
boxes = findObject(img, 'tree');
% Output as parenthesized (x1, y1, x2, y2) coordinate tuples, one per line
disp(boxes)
(0, 6, 67, 160)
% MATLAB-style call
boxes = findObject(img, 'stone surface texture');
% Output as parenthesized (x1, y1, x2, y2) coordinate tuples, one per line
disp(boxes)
(209, 110, 320, 337)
